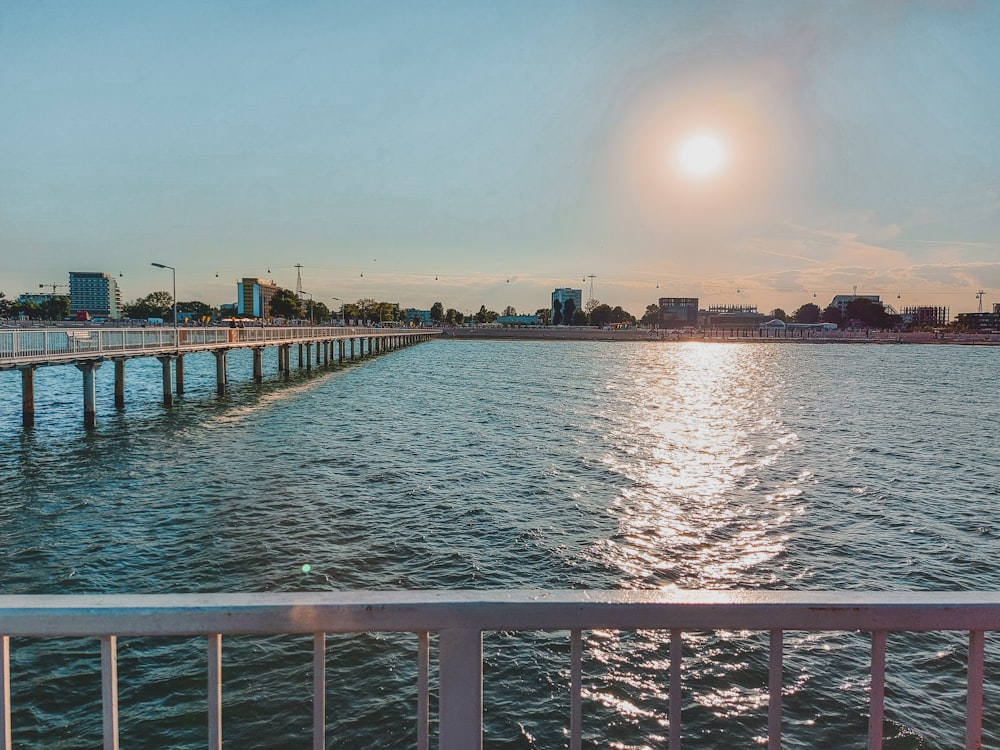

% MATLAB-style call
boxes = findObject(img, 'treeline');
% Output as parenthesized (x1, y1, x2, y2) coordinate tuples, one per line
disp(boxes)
(0, 293, 70, 321)
(430, 301, 651, 327)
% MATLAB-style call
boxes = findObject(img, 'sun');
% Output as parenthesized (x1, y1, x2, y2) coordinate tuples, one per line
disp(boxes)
(674, 132, 728, 179)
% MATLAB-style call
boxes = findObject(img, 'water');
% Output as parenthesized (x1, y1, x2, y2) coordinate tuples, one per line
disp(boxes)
(1, 339, 998, 748)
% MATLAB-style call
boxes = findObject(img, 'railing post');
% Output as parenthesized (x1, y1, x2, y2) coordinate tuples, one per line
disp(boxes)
(669, 629, 682, 750)
(208, 634, 222, 750)
(101, 635, 119, 750)
(1, 635, 10, 750)
(417, 631, 429, 750)
(313, 633, 325, 750)
(438, 628, 482, 750)
(768, 629, 782, 750)
(570, 629, 583, 750)
(868, 631, 886, 750)
(966, 630, 984, 750)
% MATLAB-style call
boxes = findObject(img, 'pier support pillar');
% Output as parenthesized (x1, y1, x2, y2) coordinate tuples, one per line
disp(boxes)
(114, 359, 125, 410)
(175, 355, 185, 395)
(213, 350, 228, 395)
(350, 339, 356, 360)
(20, 366, 35, 428)
(157, 356, 174, 407)
(338, 340, 344, 363)
(76, 361, 102, 428)
(305, 342, 312, 371)
(280, 345, 291, 379)
(297, 344, 304, 369)
(252, 347, 263, 384)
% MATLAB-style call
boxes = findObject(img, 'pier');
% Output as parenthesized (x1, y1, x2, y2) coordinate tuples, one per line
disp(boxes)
(0, 325, 440, 427)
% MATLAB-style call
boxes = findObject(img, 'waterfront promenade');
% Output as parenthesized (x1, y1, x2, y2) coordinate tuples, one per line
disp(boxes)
(441, 325, 999, 344)
(0, 324, 440, 426)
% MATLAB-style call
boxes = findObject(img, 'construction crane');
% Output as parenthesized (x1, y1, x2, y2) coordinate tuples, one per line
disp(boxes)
(39, 283, 68, 294)
(976, 290, 986, 313)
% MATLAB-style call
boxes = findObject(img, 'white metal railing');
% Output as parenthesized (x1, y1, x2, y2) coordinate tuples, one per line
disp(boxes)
(0, 326, 439, 369)
(1, 590, 997, 750)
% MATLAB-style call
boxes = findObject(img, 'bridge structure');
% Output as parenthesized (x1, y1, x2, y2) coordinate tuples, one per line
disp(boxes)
(0, 590, 995, 750)
(0, 325, 440, 427)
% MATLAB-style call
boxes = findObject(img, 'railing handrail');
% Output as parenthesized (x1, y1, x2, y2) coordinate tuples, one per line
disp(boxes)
(2, 590, 996, 750)
(0, 326, 441, 369)
(3, 590, 1000, 636)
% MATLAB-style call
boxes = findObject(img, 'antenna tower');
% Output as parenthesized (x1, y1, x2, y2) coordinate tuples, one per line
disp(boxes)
(587, 274, 596, 304)
(976, 290, 986, 313)
(295, 264, 303, 297)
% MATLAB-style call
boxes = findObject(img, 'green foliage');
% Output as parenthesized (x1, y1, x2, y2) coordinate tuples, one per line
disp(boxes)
(445, 308, 464, 325)
(269, 288, 301, 319)
(640, 304, 659, 327)
(430, 301, 444, 323)
(535, 307, 551, 325)
(792, 303, 821, 323)
(124, 291, 173, 320)
(769, 308, 789, 322)
(552, 299, 563, 325)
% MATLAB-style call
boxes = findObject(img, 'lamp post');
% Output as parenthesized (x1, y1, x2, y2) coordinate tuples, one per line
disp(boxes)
(150, 262, 177, 331)
(301, 291, 314, 325)
(331, 297, 344, 326)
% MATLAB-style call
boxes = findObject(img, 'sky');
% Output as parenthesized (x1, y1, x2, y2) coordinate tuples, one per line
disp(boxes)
(2, 0, 999, 317)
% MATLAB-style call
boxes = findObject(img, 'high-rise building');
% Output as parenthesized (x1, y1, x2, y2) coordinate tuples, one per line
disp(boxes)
(237, 278, 281, 319)
(69, 272, 122, 319)
(551, 288, 582, 325)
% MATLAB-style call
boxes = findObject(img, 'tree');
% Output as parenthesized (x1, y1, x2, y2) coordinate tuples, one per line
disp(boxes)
(589, 303, 613, 327)
(820, 305, 843, 325)
(610, 306, 635, 324)
(430, 302, 444, 324)
(562, 298, 576, 325)
(769, 308, 789, 322)
(176, 300, 217, 323)
(552, 299, 563, 325)
(124, 291, 173, 320)
(535, 307, 551, 325)
(502, 305, 517, 317)
(269, 288, 301, 319)
(445, 308, 464, 325)
(792, 303, 821, 324)
(573, 309, 589, 325)
(844, 298, 890, 328)
(640, 304, 660, 327)
(0, 293, 11, 318)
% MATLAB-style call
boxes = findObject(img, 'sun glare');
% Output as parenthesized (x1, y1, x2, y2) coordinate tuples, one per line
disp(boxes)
(675, 133, 728, 179)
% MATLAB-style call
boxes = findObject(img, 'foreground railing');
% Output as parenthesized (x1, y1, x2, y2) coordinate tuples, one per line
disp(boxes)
(1, 590, 997, 750)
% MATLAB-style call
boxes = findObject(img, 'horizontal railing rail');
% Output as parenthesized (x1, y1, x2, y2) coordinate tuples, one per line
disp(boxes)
(1, 590, 997, 750)
(0, 326, 440, 369)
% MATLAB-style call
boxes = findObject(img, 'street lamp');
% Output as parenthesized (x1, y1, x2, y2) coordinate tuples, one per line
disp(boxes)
(301, 291, 314, 325)
(150, 262, 177, 330)
(331, 297, 344, 325)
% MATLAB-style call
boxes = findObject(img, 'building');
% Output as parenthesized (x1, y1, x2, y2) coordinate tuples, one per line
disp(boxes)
(901, 306, 950, 329)
(69, 272, 122, 319)
(403, 308, 432, 326)
(551, 288, 583, 325)
(497, 314, 541, 326)
(237, 278, 281, 319)
(955, 303, 1000, 332)
(658, 297, 699, 328)
(830, 294, 881, 312)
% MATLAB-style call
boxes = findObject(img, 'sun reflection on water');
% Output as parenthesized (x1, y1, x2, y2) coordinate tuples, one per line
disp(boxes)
(587, 343, 812, 735)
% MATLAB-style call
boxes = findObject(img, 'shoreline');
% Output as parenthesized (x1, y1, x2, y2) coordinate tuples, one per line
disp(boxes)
(439, 327, 1000, 345)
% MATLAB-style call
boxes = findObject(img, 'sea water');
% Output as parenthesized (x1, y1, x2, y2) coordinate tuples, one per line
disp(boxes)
(0, 339, 998, 748)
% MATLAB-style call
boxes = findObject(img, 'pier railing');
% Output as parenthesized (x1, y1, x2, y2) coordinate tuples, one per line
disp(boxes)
(1, 590, 997, 750)
(0, 326, 437, 369)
